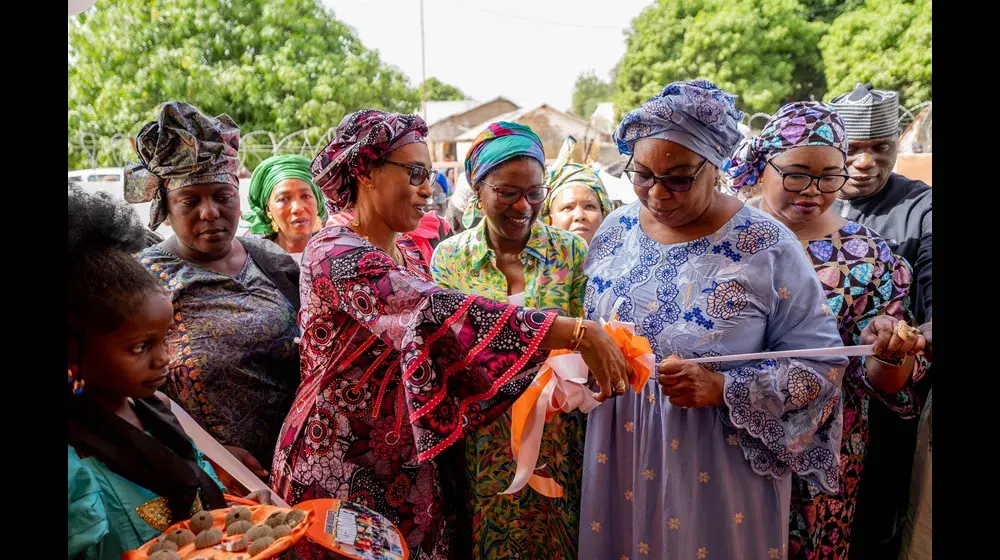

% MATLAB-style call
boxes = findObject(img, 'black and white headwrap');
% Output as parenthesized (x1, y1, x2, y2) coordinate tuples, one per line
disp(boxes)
(828, 83, 900, 140)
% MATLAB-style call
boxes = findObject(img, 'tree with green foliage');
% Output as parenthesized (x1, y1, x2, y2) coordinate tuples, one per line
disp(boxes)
(571, 70, 615, 118)
(820, 0, 931, 106)
(420, 77, 467, 101)
(613, 0, 827, 119)
(68, 0, 418, 169)
(800, 0, 865, 22)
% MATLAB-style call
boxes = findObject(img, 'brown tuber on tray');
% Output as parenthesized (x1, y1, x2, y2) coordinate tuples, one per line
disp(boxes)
(248, 536, 276, 556)
(224, 506, 254, 528)
(162, 528, 196, 547)
(193, 527, 224, 549)
(226, 519, 253, 536)
(189, 511, 215, 534)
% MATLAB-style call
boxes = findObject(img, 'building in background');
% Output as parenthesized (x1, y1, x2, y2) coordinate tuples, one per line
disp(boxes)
(425, 97, 519, 163)
(455, 104, 617, 166)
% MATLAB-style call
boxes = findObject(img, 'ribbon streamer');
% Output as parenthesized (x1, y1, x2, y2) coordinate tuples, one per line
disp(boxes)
(685, 344, 872, 364)
(503, 319, 656, 497)
(169, 399, 290, 508)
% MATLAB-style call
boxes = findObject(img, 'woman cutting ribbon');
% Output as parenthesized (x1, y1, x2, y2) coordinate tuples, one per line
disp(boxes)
(578, 80, 849, 560)
(726, 101, 927, 559)
(269, 109, 631, 560)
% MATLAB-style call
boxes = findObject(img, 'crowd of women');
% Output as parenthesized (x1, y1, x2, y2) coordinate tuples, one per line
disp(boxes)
(68, 78, 932, 560)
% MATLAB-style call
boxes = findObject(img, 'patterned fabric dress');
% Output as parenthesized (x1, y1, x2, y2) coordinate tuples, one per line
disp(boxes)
(431, 220, 589, 559)
(579, 203, 848, 560)
(788, 221, 923, 559)
(270, 226, 557, 560)
(137, 244, 300, 468)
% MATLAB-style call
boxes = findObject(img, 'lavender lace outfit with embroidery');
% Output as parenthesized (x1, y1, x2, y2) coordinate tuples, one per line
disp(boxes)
(578, 203, 847, 560)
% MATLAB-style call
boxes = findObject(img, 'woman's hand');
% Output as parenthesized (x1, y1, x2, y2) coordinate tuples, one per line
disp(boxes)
(577, 321, 633, 402)
(657, 355, 725, 408)
(241, 489, 275, 506)
(861, 317, 926, 362)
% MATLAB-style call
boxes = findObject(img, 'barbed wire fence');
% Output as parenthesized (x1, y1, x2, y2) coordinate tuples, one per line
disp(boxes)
(68, 102, 931, 171)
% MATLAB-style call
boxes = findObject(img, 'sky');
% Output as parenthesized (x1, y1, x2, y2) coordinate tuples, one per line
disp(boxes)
(323, 0, 654, 113)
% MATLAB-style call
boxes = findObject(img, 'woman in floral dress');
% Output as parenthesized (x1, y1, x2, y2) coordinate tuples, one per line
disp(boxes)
(726, 101, 928, 559)
(431, 123, 589, 559)
(269, 109, 631, 560)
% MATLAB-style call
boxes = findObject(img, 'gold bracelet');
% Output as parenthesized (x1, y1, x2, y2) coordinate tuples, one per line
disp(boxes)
(568, 318, 588, 351)
(869, 354, 904, 368)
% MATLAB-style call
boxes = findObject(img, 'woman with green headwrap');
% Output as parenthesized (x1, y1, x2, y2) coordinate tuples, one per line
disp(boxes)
(242, 154, 328, 264)
(541, 137, 614, 244)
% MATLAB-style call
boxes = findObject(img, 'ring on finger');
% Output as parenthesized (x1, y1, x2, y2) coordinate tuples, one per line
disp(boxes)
(896, 321, 910, 341)
(614, 379, 627, 393)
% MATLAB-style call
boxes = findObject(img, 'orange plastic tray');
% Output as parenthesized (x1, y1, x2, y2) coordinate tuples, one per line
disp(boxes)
(293, 498, 409, 560)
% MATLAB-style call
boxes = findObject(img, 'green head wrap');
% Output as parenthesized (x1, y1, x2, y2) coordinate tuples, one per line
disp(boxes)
(242, 154, 328, 236)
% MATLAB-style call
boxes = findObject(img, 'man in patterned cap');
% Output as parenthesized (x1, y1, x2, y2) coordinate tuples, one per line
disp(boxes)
(830, 83, 932, 560)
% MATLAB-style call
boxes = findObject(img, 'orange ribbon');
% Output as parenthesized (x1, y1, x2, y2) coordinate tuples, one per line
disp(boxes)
(505, 321, 655, 498)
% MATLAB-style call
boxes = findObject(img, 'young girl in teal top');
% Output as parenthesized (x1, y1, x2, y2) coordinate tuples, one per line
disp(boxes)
(66, 187, 230, 559)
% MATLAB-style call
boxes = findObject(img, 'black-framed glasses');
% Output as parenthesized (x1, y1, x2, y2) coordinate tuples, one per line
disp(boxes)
(623, 155, 709, 192)
(766, 160, 849, 193)
(383, 160, 437, 187)
(480, 180, 550, 205)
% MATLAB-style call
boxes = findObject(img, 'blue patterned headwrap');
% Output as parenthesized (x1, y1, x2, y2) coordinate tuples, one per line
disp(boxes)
(613, 79, 744, 168)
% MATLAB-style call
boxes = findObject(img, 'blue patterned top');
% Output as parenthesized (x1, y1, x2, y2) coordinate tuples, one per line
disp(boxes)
(578, 201, 849, 560)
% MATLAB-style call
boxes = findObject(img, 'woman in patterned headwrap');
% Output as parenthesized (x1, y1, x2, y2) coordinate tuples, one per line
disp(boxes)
(127, 101, 301, 483)
(579, 81, 849, 560)
(541, 136, 614, 244)
(269, 109, 631, 560)
(725, 101, 928, 560)
(430, 123, 590, 560)
(242, 154, 328, 264)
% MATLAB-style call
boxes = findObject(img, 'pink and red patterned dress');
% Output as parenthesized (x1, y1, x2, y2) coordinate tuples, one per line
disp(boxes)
(270, 226, 556, 559)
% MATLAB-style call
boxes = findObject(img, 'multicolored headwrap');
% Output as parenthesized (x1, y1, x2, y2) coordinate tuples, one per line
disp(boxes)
(614, 79, 744, 168)
(242, 154, 328, 236)
(541, 137, 613, 222)
(124, 101, 240, 229)
(462, 121, 546, 228)
(463, 122, 545, 185)
(723, 101, 848, 189)
(310, 109, 428, 214)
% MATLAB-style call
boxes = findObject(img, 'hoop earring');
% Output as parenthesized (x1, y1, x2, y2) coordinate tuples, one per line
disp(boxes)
(68, 365, 84, 395)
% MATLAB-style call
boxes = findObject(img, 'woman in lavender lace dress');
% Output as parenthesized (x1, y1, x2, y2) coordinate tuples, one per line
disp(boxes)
(578, 81, 848, 560)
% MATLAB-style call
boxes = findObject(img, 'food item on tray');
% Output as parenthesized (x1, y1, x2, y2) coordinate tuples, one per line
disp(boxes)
(245, 524, 273, 543)
(162, 528, 196, 547)
(189, 511, 215, 534)
(148, 540, 179, 554)
(248, 536, 276, 556)
(264, 512, 287, 528)
(193, 527, 224, 549)
(224, 506, 253, 529)
(272, 524, 291, 539)
(226, 520, 253, 536)
(149, 551, 182, 560)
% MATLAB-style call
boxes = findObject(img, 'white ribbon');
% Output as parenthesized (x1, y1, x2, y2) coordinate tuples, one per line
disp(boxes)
(169, 399, 290, 507)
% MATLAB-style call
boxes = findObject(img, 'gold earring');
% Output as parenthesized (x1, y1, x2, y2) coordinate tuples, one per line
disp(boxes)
(476, 198, 483, 210)
(366, 183, 375, 191)
(267, 213, 279, 233)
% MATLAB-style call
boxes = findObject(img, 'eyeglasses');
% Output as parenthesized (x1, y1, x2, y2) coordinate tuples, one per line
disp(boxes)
(623, 155, 709, 192)
(383, 160, 437, 187)
(480, 180, 550, 205)
(766, 160, 849, 193)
